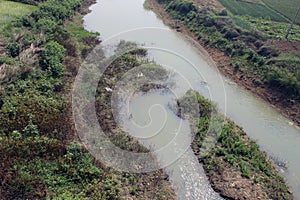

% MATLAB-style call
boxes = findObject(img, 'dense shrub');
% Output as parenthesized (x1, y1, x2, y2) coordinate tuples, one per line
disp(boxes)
(41, 41, 66, 77)
(35, 18, 58, 34)
(166, 0, 196, 15)
(0, 91, 63, 135)
(31, 0, 81, 24)
(0, 1, 127, 199)
(265, 67, 300, 97)
(6, 42, 20, 58)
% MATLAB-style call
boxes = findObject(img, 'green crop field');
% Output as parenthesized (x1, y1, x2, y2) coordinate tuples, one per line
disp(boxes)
(218, 0, 288, 22)
(0, 0, 36, 22)
(0, 0, 36, 32)
(233, 15, 300, 41)
(262, 0, 300, 24)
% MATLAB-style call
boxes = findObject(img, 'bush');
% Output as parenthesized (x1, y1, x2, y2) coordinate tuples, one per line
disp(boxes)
(23, 114, 39, 137)
(219, 9, 228, 16)
(0, 91, 63, 135)
(41, 41, 66, 77)
(35, 18, 58, 34)
(265, 67, 300, 97)
(6, 42, 20, 58)
(166, 0, 196, 15)
(31, 0, 81, 23)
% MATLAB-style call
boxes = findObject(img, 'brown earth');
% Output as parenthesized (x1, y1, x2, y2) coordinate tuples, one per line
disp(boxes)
(207, 167, 265, 199)
(193, 0, 224, 11)
(267, 39, 300, 53)
(146, 0, 300, 128)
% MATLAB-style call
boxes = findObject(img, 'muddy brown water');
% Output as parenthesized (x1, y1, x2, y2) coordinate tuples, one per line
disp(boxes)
(83, 0, 300, 199)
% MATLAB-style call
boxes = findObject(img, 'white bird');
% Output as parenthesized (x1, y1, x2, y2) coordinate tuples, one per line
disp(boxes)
(137, 72, 144, 77)
(105, 87, 112, 92)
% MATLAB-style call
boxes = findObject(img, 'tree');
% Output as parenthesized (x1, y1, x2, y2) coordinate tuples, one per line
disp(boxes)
(41, 41, 66, 77)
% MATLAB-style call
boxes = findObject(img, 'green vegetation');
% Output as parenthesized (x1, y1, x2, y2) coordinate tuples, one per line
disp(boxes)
(178, 91, 292, 199)
(262, 0, 300, 24)
(0, 55, 16, 65)
(30, 0, 82, 24)
(233, 15, 300, 41)
(41, 41, 66, 77)
(159, 0, 300, 100)
(218, 0, 288, 22)
(0, 134, 114, 199)
(6, 42, 20, 58)
(0, 0, 175, 199)
(0, 0, 36, 31)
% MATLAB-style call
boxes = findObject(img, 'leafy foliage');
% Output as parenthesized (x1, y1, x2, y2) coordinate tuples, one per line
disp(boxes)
(0, 1, 176, 199)
(35, 18, 58, 34)
(30, 0, 81, 23)
(41, 41, 66, 77)
(6, 42, 20, 58)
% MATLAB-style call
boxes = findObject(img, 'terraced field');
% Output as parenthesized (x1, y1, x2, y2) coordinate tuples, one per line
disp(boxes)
(218, 0, 288, 22)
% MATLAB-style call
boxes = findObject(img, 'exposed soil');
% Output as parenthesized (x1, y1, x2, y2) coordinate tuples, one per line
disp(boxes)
(193, 0, 224, 11)
(206, 167, 265, 200)
(147, 0, 300, 127)
(267, 39, 300, 53)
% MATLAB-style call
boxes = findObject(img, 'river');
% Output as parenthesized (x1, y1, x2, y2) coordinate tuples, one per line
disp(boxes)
(83, 0, 300, 199)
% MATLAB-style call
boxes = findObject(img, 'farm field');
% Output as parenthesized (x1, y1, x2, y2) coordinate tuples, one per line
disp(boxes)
(218, 0, 288, 22)
(232, 15, 300, 41)
(262, 0, 300, 24)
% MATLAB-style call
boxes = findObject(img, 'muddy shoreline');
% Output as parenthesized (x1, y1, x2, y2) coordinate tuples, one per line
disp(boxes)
(65, 1, 177, 199)
(146, 0, 300, 128)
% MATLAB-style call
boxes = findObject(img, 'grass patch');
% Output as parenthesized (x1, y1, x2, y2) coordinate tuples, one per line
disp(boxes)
(232, 16, 253, 30)
(0, 56, 16, 65)
(0, 0, 36, 32)
(66, 23, 99, 41)
(218, 0, 288, 22)
(262, 0, 300, 24)
(234, 15, 300, 41)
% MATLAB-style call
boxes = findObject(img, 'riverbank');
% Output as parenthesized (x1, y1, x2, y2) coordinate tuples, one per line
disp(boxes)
(146, 0, 300, 127)
(147, 0, 294, 198)
(178, 90, 293, 199)
(0, 0, 176, 199)
(94, 45, 177, 199)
